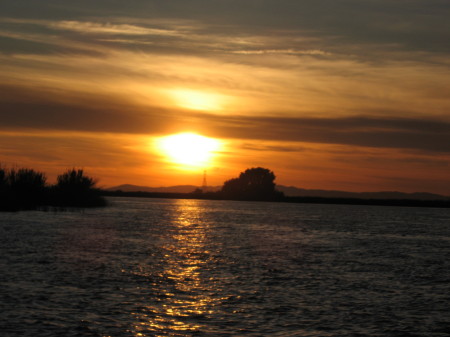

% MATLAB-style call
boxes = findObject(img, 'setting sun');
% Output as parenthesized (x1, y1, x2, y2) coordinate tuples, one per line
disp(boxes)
(157, 133, 221, 168)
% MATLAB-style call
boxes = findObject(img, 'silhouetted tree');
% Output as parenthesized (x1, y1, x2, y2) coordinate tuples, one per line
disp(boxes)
(221, 167, 284, 201)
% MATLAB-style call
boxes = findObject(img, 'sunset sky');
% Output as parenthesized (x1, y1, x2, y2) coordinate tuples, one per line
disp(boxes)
(1, 1, 449, 194)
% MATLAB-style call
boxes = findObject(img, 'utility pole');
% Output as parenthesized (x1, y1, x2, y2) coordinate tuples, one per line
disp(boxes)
(202, 170, 207, 191)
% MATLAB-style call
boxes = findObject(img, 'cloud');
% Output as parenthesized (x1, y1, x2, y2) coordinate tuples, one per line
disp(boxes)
(1, 4, 449, 156)
(231, 49, 329, 56)
(1, 83, 449, 153)
(0, 84, 175, 134)
(202, 114, 450, 153)
(1, 11, 448, 72)
(239, 142, 308, 153)
(2, 0, 449, 58)
(49, 20, 181, 36)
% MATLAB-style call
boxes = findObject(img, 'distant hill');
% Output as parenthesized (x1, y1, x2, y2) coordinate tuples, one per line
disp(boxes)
(106, 184, 448, 201)
(106, 184, 221, 194)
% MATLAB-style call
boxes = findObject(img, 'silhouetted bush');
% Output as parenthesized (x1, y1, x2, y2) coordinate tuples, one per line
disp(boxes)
(57, 168, 96, 191)
(221, 167, 284, 201)
(51, 169, 106, 207)
(8, 168, 47, 191)
(0, 166, 106, 211)
(0, 167, 47, 210)
(0, 167, 6, 192)
(0, 167, 9, 210)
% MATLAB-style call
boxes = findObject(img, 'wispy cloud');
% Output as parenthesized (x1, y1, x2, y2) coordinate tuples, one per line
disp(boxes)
(231, 49, 329, 56)
(49, 20, 182, 36)
(0, 17, 183, 36)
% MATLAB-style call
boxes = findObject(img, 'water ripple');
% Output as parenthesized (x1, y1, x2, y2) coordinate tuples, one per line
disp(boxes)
(1, 199, 449, 336)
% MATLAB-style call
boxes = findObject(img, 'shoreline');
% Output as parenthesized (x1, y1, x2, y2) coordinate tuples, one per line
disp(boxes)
(102, 190, 450, 208)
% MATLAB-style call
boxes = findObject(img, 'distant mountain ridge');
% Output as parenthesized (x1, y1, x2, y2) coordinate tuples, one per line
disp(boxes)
(106, 184, 449, 200)
(106, 184, 215, 194)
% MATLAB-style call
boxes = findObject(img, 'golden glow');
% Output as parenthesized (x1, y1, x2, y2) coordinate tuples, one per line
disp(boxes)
(130, 200, 228, 336)
(157, 133, 221, 169)
(170, 89, 223, 111)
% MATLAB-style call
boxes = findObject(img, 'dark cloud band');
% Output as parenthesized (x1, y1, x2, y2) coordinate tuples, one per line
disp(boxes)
(1, 84, 449, 153)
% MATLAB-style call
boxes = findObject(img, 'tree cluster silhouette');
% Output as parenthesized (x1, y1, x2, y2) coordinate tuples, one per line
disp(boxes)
(0, 167, 106, 211)
(220, 167, 284, 201)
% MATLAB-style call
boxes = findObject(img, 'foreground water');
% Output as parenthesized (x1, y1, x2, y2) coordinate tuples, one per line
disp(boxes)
(1, 197, 449, 336)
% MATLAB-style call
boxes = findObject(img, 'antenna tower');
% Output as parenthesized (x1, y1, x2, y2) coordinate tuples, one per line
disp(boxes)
(202, 170, 207, 191)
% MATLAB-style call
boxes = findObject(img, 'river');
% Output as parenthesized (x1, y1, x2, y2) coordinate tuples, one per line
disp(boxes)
(1, 197, 449, 336)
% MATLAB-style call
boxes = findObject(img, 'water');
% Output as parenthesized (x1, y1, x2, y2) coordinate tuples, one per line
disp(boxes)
(1, 197, 449, 336)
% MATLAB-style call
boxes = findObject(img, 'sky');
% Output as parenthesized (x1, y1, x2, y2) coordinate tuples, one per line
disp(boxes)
(1, 0, 449, 194)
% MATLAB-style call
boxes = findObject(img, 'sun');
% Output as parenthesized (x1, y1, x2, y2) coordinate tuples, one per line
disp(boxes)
(157, 133, 221, 168)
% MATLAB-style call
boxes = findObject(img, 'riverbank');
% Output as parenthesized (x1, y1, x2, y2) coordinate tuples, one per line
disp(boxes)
(102, 190, 450, 208)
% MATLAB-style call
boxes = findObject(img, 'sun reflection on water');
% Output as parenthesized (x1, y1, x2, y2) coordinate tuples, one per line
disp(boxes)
(130, 200, 223, 336)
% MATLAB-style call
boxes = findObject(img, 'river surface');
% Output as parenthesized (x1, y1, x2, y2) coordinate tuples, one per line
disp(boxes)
(1, 197, 449, 336)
